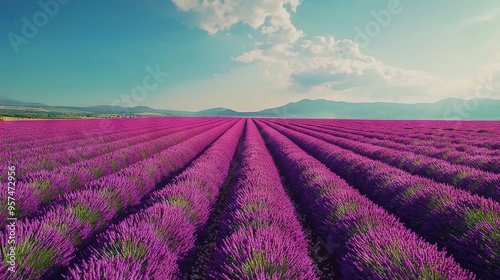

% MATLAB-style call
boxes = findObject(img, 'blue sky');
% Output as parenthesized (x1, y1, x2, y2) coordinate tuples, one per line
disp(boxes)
(1, 0, 499, 111)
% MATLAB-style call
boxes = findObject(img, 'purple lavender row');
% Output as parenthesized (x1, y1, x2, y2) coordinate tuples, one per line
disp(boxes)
(65, 119, 245, 279)
(0, 117, 189, 151)
(276, 121, 500, 203)
(0, 117, 212, 151)
(288, 120, 500, 194)
(292, 121, 500, 174)
(0, 119, 105, 145)
(294, 121, 500, 173)
(300, 120, 500, 155)
(256, 120, 475, 279)
(265, 120, 500, 279)
(308, 120, 500, 155)
(324, 120, 500, 145)
(3, 118, 224, 179)
(290, 119, 498, 155)
(0, 118, 220, 184)
(0, 117, 215, 163)
(291, 119, 500, 158)
(209, 120, 318, 280)
(0, 119, 168, 160)
(0, 120, 230, 228)
(0, 120, 237, 279)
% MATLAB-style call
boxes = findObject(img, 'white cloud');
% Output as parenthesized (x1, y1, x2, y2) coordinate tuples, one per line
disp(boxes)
(171, 0, 482, 102)
(171, 0, 304, 45)
(243, 35, 446, 96)
(233, 49, 277, 63)
(463, 6, 500, 26)
(171, 0, 198, 11)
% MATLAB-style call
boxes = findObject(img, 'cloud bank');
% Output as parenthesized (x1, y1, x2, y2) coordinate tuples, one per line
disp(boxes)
(171, 0, 499, 102)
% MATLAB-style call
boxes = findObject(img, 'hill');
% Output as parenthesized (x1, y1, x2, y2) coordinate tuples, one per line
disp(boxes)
(1, 97, 499, 120)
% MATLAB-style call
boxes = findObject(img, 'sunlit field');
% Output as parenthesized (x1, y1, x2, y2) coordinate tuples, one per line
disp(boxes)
(1, 117, 499, 279)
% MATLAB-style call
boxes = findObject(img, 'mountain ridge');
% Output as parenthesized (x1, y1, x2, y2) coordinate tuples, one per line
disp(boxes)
(1, 97, 499, 120)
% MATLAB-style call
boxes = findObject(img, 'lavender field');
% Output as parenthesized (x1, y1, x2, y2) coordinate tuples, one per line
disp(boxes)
(1, 117, 499, 279)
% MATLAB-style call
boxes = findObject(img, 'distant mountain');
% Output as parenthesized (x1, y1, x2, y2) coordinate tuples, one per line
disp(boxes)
(194, 107, 230, 116)
(55, 105, 190, 115)
(253, 98, 500, 120)
(212, 109, 249, 116)
(0, 96, 48, 107)
(1, 97, 500, 120)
